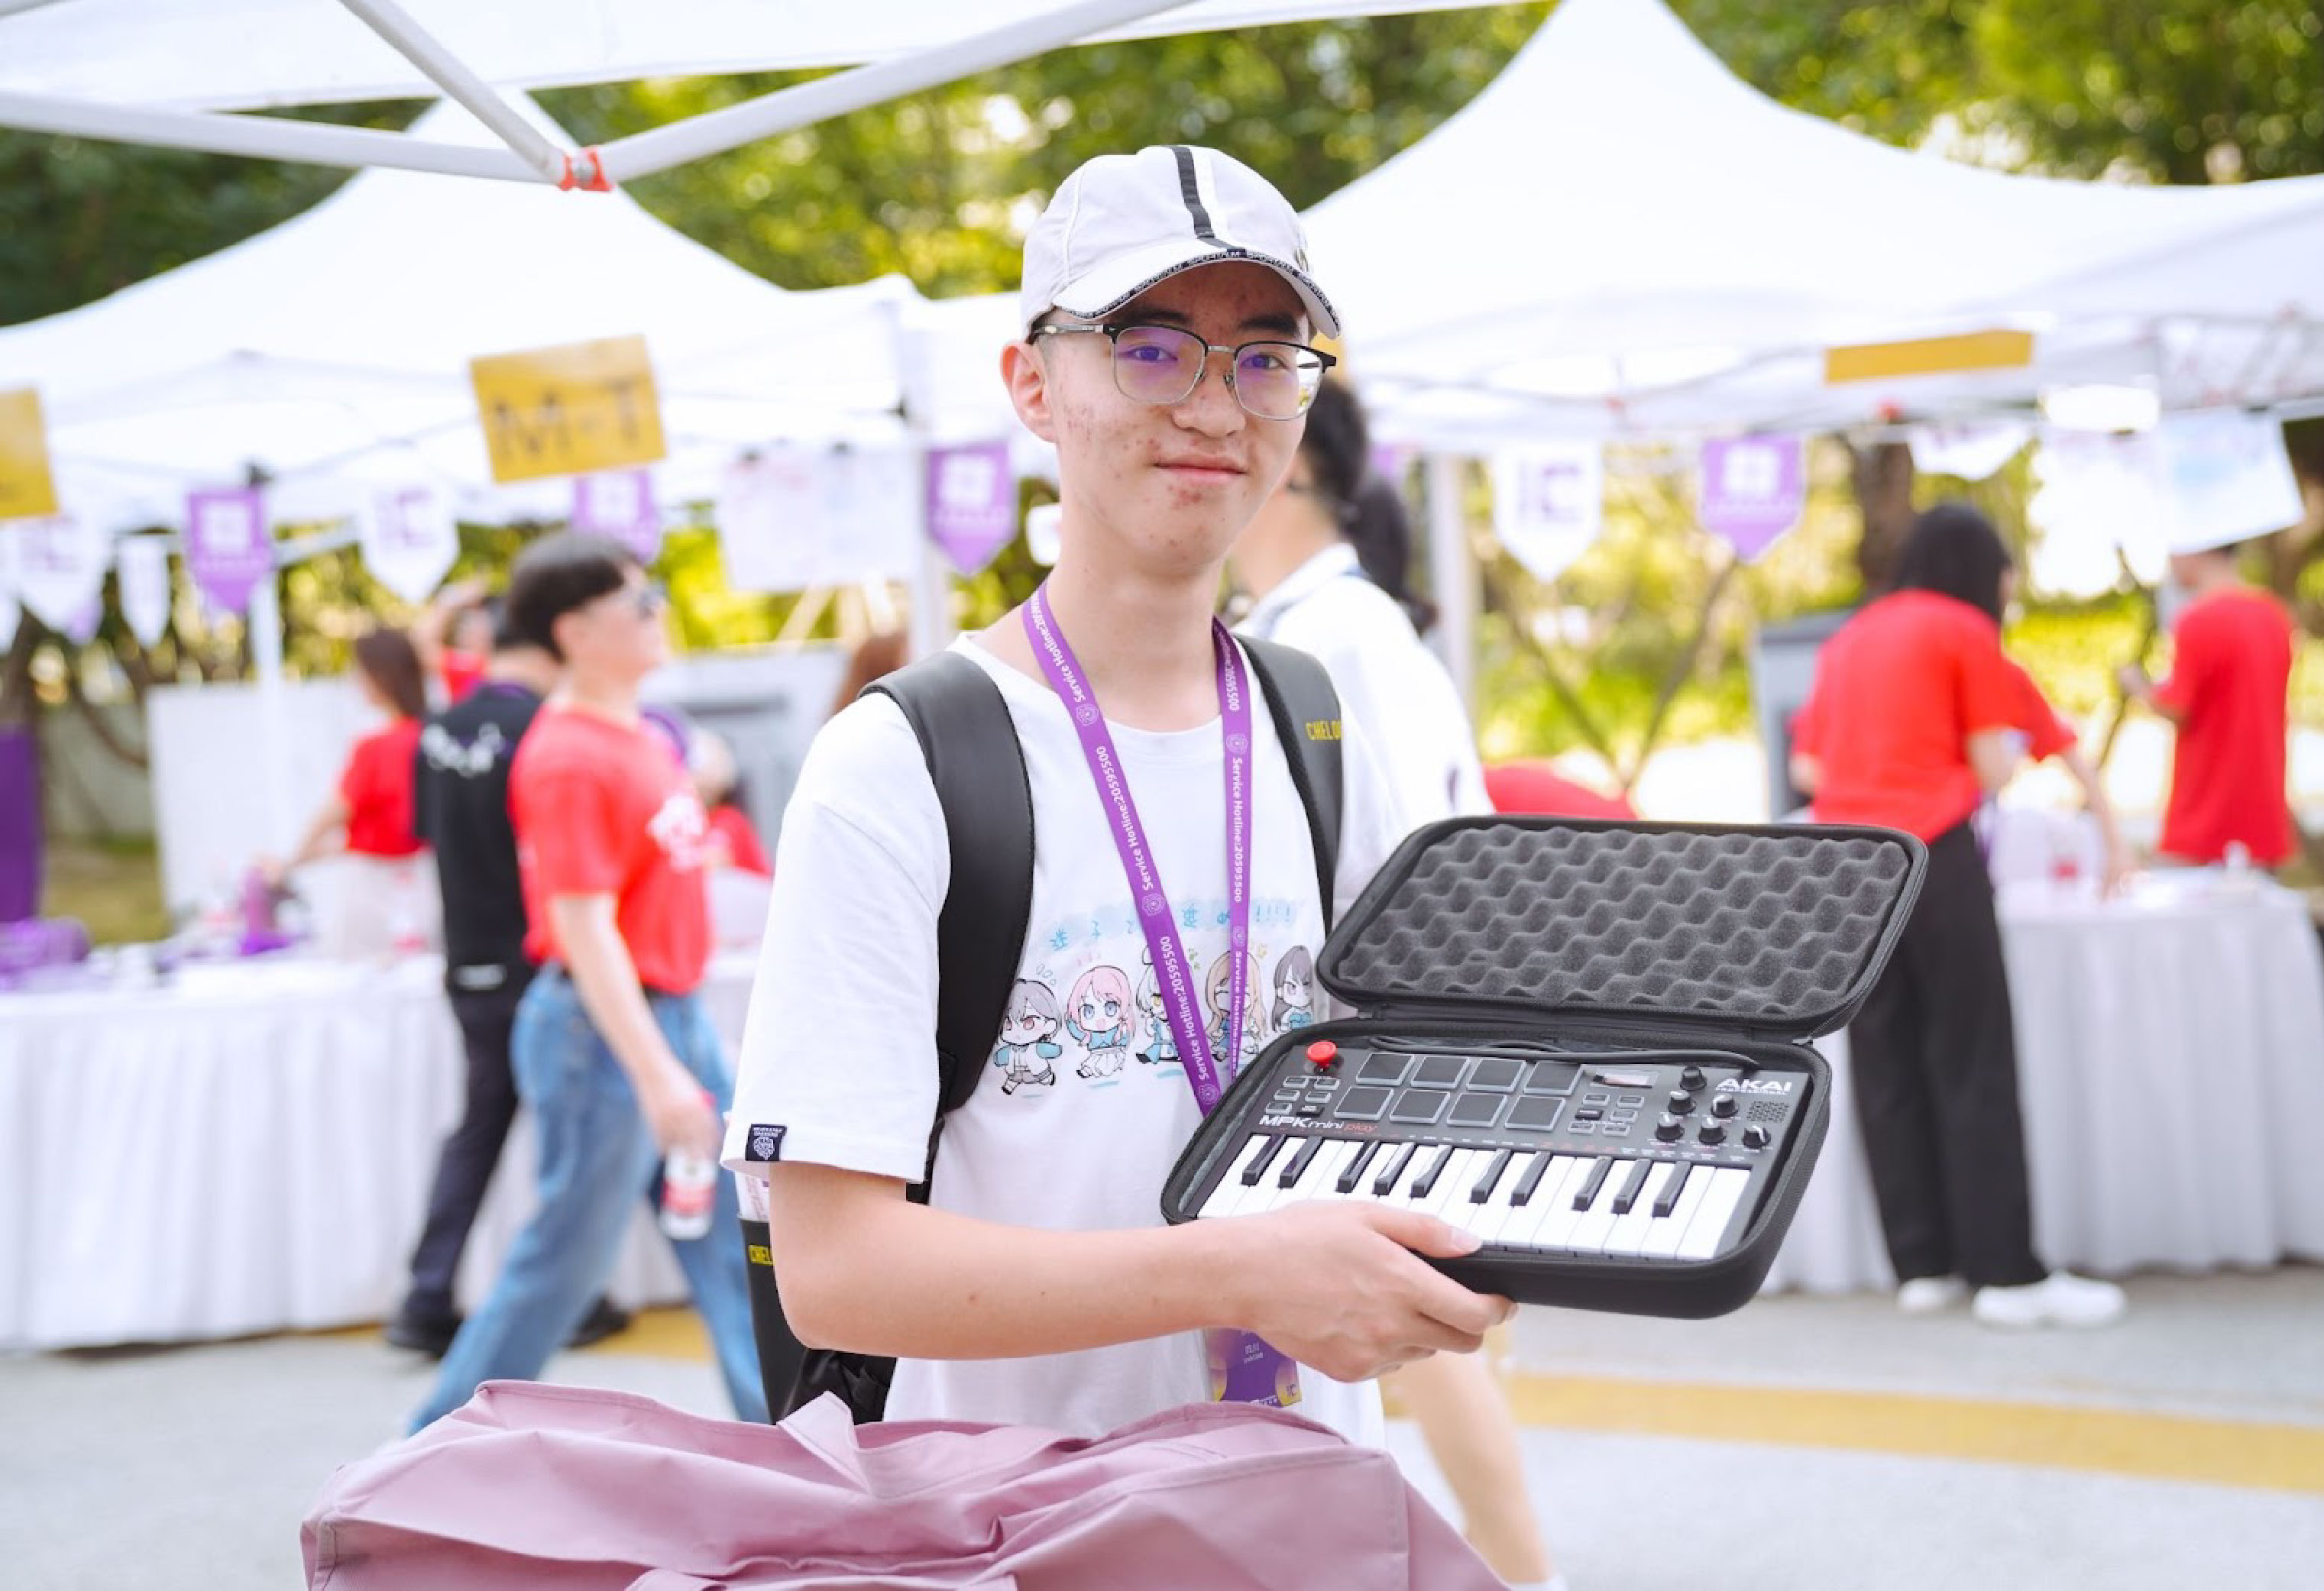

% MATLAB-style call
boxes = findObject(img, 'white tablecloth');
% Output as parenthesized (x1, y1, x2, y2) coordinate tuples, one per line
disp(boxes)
(1764, 875, 2324, 1293)
(0, 950, 759, 1351)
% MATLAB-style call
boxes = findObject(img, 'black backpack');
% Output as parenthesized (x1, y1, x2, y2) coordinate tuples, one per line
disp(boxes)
(739, 638, 1345, 1424)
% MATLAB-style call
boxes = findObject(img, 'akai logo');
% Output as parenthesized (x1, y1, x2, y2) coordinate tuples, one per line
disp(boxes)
(1717, 1078, 1795, 1095)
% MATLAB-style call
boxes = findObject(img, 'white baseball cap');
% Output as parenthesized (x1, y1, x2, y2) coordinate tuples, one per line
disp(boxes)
(1018, 145, 1339, 341)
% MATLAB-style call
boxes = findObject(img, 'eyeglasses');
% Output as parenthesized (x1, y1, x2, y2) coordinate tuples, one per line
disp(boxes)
(1028, 322, 1337, 422)
(617, 580, 667, 617)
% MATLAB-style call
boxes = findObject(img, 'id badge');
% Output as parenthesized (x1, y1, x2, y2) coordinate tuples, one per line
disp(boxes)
(1204, 1327, 1303, 1408)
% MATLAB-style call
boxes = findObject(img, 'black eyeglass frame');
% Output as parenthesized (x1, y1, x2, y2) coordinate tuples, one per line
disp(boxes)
(1028, 321, 1339, 420)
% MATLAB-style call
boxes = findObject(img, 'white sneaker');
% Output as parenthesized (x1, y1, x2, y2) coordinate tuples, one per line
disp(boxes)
(1972, 1272, 2127, 1330)
(1895, 1276, 1969, 1314)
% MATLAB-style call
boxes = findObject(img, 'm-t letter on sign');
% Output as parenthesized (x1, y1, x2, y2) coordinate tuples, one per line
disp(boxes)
(469, 335, 668, 484)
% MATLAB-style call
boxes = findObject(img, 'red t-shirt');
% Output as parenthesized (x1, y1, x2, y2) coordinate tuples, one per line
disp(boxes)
(706, 803, 772, 877)
(338, 718, 425, 857)
(1481, 762, 1639, 821)
(510, 707, 713, 995)
(439, 650, 487, 704)
(1792, 591, 2021, 842)
(2154, 587, 2295, 865)
(2002, 659, 2076, 762)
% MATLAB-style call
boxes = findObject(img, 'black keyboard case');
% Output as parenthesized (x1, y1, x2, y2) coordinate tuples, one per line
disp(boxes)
(1160, 817, 1927, 1319)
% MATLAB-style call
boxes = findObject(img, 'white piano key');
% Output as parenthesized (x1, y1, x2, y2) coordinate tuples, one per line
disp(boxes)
(1601, 1161, 1678, 1256)
(1562, 1159, 1635, 1255)
(1516, 1156, 1599, 1250)
(1419, 1149, 1490, 1225)
(1390, 1144, 1455, 1211)
(1285, 1139, 1363, 1207)
(1640, 1163, 1712, 1259)
(1675, 1166, 1753, 1260)
(1224, 1136, 1306, 1217)
(1471, 1150, 1553, 1245)
(1201, 1135, 1277, 1220)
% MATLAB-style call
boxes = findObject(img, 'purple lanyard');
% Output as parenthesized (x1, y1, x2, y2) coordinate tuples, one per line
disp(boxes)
(1024, 585, 1253, 1114)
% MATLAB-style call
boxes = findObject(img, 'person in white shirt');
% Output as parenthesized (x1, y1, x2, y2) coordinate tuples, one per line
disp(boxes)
(724, 145, 1513, 1450)
(1233, 379, 1562, 1589)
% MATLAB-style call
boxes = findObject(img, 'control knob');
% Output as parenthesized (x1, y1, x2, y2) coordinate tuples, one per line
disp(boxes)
(1697, 1120, 1728, 1146)
(1711, 1094, 1740, 1119)
(1741, 1124, 1772, 1150)
(1679, 1065, 1706, 1091)
(1654, 1114, 1685, 1143)
(1667, 1091, 1695, 1115)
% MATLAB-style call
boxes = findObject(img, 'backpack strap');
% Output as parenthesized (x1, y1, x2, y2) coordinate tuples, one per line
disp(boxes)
(1240, 635, 1345, 930)
(863, 652, 1036, 1163)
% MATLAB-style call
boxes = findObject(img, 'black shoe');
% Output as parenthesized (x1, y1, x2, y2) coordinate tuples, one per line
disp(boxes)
(384, 1300, 462, 1359)
(566, 1297, 632, 1349)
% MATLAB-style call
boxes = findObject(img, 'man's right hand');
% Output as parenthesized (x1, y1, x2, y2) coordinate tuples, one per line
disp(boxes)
(1212, 1201, 1516, 1383)
(641, 1069, 721, 1160)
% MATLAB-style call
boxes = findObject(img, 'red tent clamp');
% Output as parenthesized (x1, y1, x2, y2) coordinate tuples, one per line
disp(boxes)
(558, 148, 614, 192)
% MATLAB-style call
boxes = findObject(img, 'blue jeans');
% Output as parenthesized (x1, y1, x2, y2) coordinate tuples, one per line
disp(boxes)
(410, 971, 769, 1430)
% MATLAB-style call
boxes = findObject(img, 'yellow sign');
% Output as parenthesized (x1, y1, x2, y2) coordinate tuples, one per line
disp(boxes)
(0, 387, 60, 519)
(1824, 329, 2036, 385)
(468, 335, 667, 484)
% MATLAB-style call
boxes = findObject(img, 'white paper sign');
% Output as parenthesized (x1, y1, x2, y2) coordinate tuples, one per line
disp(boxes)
(8, 513, 109, 631)
(2030, 430, 2164, 595)
(716, 446, 918, 593)
(1908, 422, 2031, 483)
(2154, 410, 2305, 555)
(0, 527, 19, 643)
(359, 484, 460, 603)
(116, 535, 174, 645)
(1492, 443, 1604, 582)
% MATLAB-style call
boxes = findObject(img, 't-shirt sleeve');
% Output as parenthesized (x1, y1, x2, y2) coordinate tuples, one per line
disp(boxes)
(338, 733, 377, 811)
(514, 761, 628, 899)
(2002, 660, 2076, 760)
(1953, 619, 2022, 736)
(2151, 605, 2216, 717)
(717, 806, 772, 877)
(722, 695, 947, 1185)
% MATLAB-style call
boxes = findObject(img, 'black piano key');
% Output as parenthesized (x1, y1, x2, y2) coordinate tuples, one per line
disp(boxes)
(1277, 1134, 1325, 1188)
(1510, 1150, 1556, 1206)
(1571, 1155, 1615, 1210)
(1407, 1143, 1458, 1200)
(1610, 1157, 1654, 1215)
(1335, 1139, 1383, 1193)
(1371, 1140, 1419, 1196)
(1239, 1135, 1287, 1186)
(1469, 1147, 1516, 1203)
(1652, 1160, 1694, 1218)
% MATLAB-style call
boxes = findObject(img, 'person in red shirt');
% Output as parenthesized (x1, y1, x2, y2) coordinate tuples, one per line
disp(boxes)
(2121, 538, 2297, 867)
(409, 532, 765, 1431)
(1791, 503, 2125, 1331)
(689, 729, 772, 878)
(1481, 761, 1639, 822)
(267, 626, 429, 879)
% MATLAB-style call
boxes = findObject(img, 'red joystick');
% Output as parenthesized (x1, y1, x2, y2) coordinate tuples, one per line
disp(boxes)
(1305, 1040, 1338, 1069)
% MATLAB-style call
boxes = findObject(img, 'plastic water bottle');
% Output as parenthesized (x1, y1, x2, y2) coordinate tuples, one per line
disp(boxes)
(659, 1096, 720, 1241)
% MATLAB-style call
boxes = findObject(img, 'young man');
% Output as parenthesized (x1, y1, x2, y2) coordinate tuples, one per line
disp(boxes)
(2120, 535, 2296, 868)
(727, 146, 1512, 1449)
(409, 534, 765, 1431)
(387, 601, 630, 1358)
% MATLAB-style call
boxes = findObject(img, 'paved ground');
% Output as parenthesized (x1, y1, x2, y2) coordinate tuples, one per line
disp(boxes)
(5, 1266, 2319, 1589)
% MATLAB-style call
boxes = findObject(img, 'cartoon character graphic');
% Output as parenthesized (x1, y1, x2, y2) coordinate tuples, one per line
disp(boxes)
(1272, 945, 1317, 1032)
(1204, 951, 1266, 1069)
(992, 978, 1062, 1095)
(1134, 949, 1178, 1067)
(1067, 963, 1134, 1078)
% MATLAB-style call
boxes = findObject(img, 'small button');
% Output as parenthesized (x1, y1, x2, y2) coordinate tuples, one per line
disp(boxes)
(1617, 1094, 1646, 1109)
(1582, 1091, 1612, 1105)
(1296, 1102, 1326, 1117)
(1270, 1092, 1302, 1110)
(1574, 1107, 1604, 1122)
(1570, 1121, 1597, 1135)
(1607, 1109, 1638, 1124)
(1309, 1077, 1340, 1092)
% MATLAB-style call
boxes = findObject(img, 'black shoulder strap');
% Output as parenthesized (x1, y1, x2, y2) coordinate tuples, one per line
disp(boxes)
(1239, 635, 1345, 930)
(863, 652, 1035, 1181)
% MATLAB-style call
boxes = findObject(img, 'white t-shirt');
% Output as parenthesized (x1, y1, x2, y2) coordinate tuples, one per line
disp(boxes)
(724, 636, 1406, 1444)
(1241, 543, 1490, 825)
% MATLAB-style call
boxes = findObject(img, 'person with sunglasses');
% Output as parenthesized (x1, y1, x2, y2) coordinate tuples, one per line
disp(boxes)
(727, 147, 1513, 1454)
(409, 532, 766, 1432)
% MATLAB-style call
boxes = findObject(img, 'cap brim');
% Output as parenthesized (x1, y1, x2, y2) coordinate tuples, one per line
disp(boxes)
(1041, 237, 1340, 342)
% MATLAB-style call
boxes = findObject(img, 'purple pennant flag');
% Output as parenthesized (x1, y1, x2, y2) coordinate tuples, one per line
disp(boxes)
(183, 487, 271, 613)
(573, 469, 662, 564)
(1698, 436, 1805, 562)
(926, 441, 1016, 575)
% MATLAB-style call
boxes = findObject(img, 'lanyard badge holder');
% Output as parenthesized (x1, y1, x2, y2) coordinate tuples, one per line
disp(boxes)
(1026, 588, 1301, 1409)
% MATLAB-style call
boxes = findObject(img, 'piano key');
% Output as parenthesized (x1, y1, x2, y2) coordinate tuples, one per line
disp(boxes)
(1335, 1139, 1383, 1195)
(1510, 1150, 1558, 1207)
(1675, 1166, 1754, 1260)
(1602, 1162, 1678, 1256)
(1369, 1141, 1419, 1198)
(1421, 1149, 1491, 1224)
(1200, 1135, 1277, 1219)
(1562, 1159, 1636, 1253)
(1569, 1155, 1616, 1211)
(1468, 1150, 1552, 1245)
(1518, 1156, 1599, 1250)
(1609, 1157, 1655, 1216)
(1640, 1159, 1715, 1258)
(1240, 1135, 1290, 1187)
(1296, 1140, 1364, 1204)
(1276, 1135, 1325, 1189)
(1652, 1160, 1696, 1219)
(1406, 1143, 1459, 1202)
(1468, 1148, 1516, 1204)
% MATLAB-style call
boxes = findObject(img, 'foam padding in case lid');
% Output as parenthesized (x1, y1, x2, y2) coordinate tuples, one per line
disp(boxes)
(1322, 818, 1924, 1038)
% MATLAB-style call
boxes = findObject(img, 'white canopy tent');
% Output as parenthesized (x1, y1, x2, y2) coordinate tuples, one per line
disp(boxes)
(1306, 0, 2324, 447)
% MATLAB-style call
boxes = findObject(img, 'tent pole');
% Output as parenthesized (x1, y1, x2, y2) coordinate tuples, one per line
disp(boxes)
(1424, 453, 1476, 711)
(0, 90, 538, 180)
(246, 564, 294, 854)
(0, 0, 73, 18)
(887, 299, 957, 664)
(334, 0, 569, 183)
(600, 0, 1193, 181)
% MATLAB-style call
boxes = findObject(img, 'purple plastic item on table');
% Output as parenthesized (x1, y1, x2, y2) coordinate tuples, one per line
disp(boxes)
(0, 917, 91, 989)
(303, 1385, 1501, 1590)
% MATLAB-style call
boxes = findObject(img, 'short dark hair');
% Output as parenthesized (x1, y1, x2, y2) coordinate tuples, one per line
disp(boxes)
(1342, 474, 1439, 635)
(352, 626, 429, 720)
(505, 532, 636, 661)
(1890, 501, 2015, 625)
